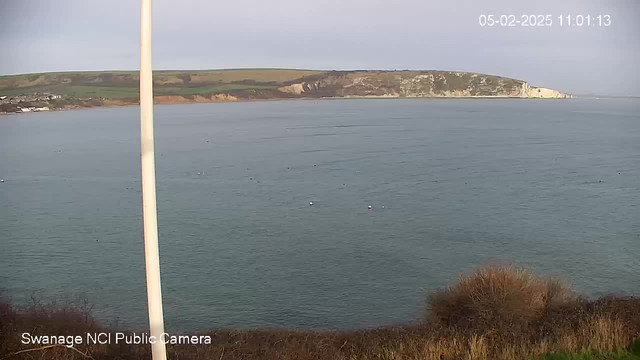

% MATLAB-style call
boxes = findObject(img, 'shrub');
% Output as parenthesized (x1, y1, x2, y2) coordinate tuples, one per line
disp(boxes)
(1, 267, 637, 360)
(427, 265, 575, 335)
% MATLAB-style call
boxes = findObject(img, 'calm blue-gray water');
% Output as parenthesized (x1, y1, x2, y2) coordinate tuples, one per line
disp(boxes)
(1, 99, 639, 332)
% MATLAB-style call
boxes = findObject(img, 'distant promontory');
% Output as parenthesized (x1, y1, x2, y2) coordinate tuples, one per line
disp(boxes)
(0, 69, 571, 114)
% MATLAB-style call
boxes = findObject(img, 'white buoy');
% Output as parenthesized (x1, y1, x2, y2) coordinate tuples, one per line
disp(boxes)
(0, 179, 4, 183)
(309, 201, 314, 206)
(368, 205, 372, 210)
(382, 206, 385, 209)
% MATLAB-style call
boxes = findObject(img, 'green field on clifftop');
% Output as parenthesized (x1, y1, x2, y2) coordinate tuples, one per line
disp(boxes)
(0, 68, 555, 103)
(0, 69, 321, 99)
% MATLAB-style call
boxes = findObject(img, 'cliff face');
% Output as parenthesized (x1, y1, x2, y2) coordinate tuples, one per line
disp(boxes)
(278, 71, 571, 99)
(0, 69, 571, 113)
(519, 82, 570, 98)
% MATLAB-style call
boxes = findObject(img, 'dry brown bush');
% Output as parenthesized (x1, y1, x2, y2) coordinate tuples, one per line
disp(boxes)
(427, 265, 576, 335)
(1, 267, 637, 360)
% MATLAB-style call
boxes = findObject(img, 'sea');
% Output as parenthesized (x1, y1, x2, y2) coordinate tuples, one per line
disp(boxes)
(1, 98, 638, 332)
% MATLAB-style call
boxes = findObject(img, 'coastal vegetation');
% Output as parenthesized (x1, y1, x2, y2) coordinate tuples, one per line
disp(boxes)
(0, 69, 571, 113)
(1, 265, 637, 359)
(0, 69, 319, 99)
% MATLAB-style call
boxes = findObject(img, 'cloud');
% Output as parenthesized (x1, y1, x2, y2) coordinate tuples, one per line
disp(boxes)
(0, 0, 638, 95)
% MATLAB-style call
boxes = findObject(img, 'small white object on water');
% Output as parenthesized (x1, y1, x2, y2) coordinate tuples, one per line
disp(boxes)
(0, 179, 4, 183)
(382, 206, 385, 209)
(197, 172, 201, 175)
(309, 201, 314, 206)
(368, 205, 372, 210)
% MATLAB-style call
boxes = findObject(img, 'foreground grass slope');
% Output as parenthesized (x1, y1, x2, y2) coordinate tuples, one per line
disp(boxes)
(541, 352, 640, 360)
(1, 265, 638, 360)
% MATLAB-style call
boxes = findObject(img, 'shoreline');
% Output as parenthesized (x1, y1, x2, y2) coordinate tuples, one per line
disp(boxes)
(0, 95, 574, 116)
(0, 69, 574, 116)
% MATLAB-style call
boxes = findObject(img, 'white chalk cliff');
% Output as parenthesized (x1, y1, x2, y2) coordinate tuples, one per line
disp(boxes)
(278, 71, 571, 99)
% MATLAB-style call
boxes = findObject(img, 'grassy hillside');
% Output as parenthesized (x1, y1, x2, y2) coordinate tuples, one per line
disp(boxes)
(0, 69, 322, 98)
(0, 69, 570, 113)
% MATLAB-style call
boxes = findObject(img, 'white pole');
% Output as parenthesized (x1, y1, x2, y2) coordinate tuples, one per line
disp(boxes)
(140, 0, 167, 359)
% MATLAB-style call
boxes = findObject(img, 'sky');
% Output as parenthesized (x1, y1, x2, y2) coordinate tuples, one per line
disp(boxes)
(0, 0, 639, 96)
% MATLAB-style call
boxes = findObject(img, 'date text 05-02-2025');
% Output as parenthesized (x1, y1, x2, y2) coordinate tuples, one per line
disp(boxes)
(479, 14, 611, 27)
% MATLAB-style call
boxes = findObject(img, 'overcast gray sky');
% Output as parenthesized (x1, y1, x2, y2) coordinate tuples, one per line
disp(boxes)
(1, 0, 638, 96)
